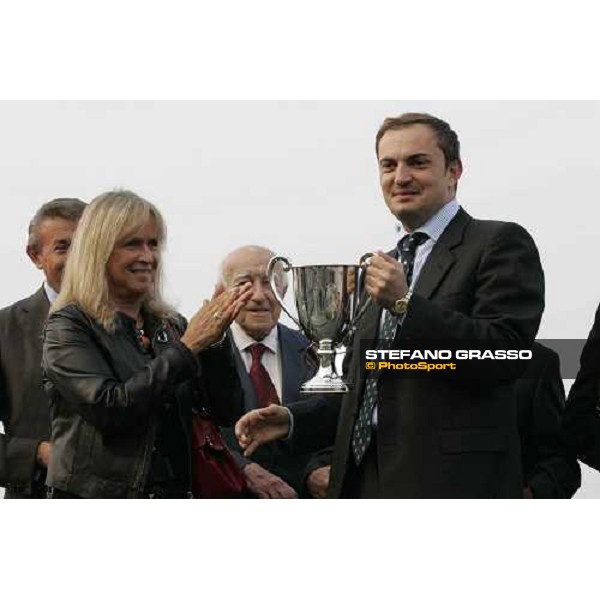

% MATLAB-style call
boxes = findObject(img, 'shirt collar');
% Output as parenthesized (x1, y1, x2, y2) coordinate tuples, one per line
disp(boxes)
(231, 321, 279, 355)
(44, 281, 59, 304)
(397, 198, 460, 243)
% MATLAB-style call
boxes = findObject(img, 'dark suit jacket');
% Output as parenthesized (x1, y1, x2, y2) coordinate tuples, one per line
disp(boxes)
(516, 343, 580, 498)
(221, 323, 319, 495)
(304, 342, 581, 499)
(564, 302, 600, 470)
(290, 208, 545, 498)
(0, 287, 51, 498)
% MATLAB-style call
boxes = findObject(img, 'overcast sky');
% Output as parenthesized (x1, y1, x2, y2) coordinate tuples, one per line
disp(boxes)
(1, 101, 598, 497)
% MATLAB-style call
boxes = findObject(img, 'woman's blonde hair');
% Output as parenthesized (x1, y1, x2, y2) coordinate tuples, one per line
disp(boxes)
(52, 189, 175, 330)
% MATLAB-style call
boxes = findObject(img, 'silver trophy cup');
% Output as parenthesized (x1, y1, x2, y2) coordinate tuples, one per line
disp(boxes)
(267, 256, 368, 394)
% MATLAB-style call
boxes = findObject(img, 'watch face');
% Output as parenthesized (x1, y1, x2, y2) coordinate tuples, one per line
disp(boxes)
(393, 299, 407, 315)
(393, 294, 411, 315)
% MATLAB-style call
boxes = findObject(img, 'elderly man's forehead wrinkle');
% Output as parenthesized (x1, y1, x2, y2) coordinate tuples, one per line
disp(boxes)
(232, 270, 255, 281)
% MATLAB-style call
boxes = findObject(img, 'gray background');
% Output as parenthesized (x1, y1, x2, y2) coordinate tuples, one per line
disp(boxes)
(1, 101, 597, 497)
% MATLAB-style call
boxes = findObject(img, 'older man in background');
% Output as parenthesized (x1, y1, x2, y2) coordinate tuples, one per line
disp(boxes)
(219, 245, 325, 498)
(0, 198, 86, 498)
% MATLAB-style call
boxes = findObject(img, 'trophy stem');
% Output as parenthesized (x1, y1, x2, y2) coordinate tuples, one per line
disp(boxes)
(300, 340, 348, 394)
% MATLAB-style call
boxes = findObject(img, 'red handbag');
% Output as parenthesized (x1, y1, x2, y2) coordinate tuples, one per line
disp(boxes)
(191, 413, 248, 498)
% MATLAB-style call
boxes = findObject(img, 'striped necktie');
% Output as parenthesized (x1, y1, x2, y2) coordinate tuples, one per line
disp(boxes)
(351, 232, 429, 465)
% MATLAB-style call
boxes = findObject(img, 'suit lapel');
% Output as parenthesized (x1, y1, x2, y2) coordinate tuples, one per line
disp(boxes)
(228, 331, 260, 412)
(361, 299, 381, 343)
(348, 209, 470, 391)
(19, 286, 50, 352)
(412, 207, 471, 299)
(347, 297, 380, 399)
(278, 324, 309, 405)
(354, 287, 381, 345)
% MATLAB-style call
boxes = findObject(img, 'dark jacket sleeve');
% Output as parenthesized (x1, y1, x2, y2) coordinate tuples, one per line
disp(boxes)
(195, 341, 243, 427)
(519, 348, 581, 498)
(304, 446, 333, 473)
(0, 429, 6, 486)
(0, 307, 48, 493)
(218, 420, 252, 468)
(565, 303, 600, 469)
(288, 395, 341, 455)
(43, 308, 200, 435)
(0, 433, 42, 491)
(301, 446, 333, 497)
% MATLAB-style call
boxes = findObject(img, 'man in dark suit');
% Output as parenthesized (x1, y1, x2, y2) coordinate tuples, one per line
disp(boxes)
(219, 245, 322, 498)
(0, 198, 86, 498)
(564, 304, 600, 471)
(305, 342, 581, 498)
(235, 113, 545, 498)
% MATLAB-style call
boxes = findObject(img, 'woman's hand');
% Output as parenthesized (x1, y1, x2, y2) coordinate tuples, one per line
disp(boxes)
(180, 283, 252, 353)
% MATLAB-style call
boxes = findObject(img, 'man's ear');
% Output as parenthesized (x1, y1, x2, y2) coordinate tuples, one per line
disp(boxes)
(26, 245, 43, 270)
(447, 160, 463, 190)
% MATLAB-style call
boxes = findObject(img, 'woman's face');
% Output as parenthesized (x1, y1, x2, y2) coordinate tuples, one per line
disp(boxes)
(107, 217, 160, 306)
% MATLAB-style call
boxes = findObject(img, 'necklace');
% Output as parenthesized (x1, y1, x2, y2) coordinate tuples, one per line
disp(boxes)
(135, 319, 151, 350)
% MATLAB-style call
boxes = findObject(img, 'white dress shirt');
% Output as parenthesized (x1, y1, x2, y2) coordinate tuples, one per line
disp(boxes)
(230, 321, 283, 404)
(43, 281, 59, 304)
(396, 198, 460, 289)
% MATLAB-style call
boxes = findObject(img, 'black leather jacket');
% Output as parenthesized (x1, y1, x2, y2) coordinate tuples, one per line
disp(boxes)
(42, 304, 240, 498)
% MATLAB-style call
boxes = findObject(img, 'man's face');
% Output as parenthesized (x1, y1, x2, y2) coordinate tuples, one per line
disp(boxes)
(378, 124, 462, 231)
(27, 217, 79, 292)
(225, 250, 283, 341)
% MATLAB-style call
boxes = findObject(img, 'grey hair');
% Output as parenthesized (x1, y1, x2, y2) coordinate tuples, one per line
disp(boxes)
(27, 198, 87, 251)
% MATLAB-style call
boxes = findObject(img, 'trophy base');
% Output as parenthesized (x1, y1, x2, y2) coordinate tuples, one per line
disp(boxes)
(300, 377, 348, 394)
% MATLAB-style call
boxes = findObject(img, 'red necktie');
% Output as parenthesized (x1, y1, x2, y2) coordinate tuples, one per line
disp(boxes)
(248, 343, 280, 408)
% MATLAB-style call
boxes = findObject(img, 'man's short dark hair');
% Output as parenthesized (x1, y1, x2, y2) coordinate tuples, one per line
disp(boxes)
(27, 198, 87, 251)
(375, 112, 461, 168)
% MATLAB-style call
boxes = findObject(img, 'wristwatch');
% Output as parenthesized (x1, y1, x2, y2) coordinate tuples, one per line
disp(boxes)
(389, 291, 412, 316)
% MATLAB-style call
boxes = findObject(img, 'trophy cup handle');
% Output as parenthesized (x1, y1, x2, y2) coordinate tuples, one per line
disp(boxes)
(350, 252, 373, 328)
(267, 255, 302, 329)
(341, 253, 373, 346)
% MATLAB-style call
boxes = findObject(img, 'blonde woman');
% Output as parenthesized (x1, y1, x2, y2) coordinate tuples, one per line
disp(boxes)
(42, 190, 251, 498)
